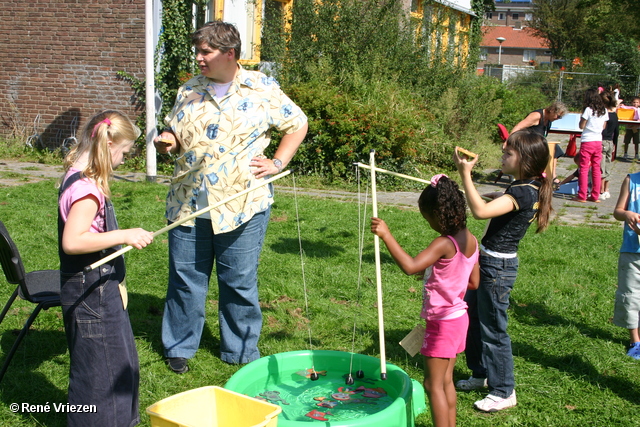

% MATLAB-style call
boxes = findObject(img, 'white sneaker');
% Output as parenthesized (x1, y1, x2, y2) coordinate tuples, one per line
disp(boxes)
(455, 376, 488, 391)
(474, 390, 517, 412)
(599, 192, 610, 201)
(624, 153, 629, 160)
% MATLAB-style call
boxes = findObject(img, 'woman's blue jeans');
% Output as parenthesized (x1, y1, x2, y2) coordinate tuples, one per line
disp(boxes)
(162, 209, 270, 364)
(464, 254, 518, 398)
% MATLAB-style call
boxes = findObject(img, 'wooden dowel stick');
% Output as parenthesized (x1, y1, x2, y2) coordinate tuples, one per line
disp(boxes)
(354, 162, 430, 185)
(84, 170, 292, 273)
(369, 151, 387, 380)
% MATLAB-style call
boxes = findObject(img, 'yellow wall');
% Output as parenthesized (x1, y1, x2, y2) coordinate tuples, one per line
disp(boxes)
(210, 0, 470, 65)
(410, 0, 472, 65)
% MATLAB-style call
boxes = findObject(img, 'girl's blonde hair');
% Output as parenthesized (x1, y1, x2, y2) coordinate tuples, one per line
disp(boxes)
(63, 110, 140, 198)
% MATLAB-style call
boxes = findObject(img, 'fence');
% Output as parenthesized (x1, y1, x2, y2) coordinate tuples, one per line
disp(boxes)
(484, 65, 640, 111)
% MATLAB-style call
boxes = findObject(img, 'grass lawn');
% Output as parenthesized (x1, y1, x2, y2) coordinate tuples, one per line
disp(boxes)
(0, 178, 637, 426)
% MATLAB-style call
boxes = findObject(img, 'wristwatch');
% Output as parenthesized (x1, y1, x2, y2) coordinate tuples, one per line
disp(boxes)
(272, 158, 283, 173)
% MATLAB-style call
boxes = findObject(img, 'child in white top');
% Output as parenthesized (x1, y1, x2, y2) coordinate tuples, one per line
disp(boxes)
(574, 88, 608, 202)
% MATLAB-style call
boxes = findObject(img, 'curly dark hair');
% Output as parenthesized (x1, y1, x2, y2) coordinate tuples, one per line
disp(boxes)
(418, 176, 467, 236)
(583, 88, 606, 117)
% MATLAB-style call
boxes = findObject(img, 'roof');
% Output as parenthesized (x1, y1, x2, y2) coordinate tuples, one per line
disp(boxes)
(435, 0, 475, 15)
(481, 26, 549, 49)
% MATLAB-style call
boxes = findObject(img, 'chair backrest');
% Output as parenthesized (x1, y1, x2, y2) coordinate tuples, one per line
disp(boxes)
(497, 123, 509, 142)
(0, 220, 26, 286)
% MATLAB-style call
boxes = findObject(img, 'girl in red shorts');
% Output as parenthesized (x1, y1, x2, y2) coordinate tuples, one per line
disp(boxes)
(371, 174, 479, 427)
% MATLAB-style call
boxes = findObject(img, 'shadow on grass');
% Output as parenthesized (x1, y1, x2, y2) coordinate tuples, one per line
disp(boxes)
(510, 302, 637, 404)
(129, 291, 223, 362)
(513, 341, 640, 404)
(0, 329, 68, 427)
(510, 301, 626, 348)
(270, 237, 348, 258)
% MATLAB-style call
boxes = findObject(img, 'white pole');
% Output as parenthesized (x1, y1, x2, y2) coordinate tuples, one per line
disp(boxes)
(84, 170, 292, 273)
(354, 163, 430, 185)
(145, 0, 158, 182)
(369, 150, 387, 380)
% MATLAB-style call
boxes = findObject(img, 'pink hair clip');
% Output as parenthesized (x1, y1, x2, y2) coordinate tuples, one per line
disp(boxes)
(91, 118, 112, 138)
(430, 173, 447, 188)
(541, 172, 547, 178)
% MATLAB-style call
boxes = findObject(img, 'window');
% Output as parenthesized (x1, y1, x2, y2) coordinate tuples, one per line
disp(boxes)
(523, 50, 536, 62)
(524, 13, 533, 21)
(479, 48, 488, 60)
(512, 13, 519, 20)
(485, 12, 493, 19)
(498, 13, 505, 20)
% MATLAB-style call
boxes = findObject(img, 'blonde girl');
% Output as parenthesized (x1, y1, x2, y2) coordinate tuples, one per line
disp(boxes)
(58, 110, 153, 427)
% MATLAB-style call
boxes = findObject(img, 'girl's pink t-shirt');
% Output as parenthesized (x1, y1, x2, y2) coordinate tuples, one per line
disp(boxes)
(421, 235, 479, 321)
(59, 169, 106, 233)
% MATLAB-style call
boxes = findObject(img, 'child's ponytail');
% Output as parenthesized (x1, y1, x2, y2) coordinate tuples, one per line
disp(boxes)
(536, 174, 553, 232)
(62, 110, 140, 198)
(506, 130, 554, 232)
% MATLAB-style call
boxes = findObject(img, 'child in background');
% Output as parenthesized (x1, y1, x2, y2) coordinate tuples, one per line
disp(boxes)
(371, 174, 479, 427)
(453, 130, 553, 412)
(613, 172, 640, 360)
(574, 88, 608, 203)
(622, 97, 640, 160)
(58, 110, 154, 427)
(600, 90, 619, 200)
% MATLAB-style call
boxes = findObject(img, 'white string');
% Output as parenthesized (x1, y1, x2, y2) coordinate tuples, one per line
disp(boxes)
(293, 172, 316, 374)
(348, 166, 369, 378)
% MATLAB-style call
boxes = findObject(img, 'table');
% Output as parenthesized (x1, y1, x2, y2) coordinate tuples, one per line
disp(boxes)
(549, 113, 582, 157)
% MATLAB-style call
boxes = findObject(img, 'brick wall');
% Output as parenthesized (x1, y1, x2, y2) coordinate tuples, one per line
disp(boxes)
(0, 0, 146, 148)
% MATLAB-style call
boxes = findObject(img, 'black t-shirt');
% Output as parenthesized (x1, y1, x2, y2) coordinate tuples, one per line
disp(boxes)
(602, 111, 619, 141)
(482, 179, 540, 254)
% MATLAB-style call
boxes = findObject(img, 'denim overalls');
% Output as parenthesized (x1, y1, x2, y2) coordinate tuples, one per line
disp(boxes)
(58, 172, 139, 427)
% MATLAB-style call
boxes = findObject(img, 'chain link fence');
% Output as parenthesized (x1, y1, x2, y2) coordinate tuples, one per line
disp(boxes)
(485, 65, 640, 111)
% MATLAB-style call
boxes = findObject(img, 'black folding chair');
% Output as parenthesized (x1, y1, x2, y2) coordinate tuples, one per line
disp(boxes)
(0, 220, 61, 382)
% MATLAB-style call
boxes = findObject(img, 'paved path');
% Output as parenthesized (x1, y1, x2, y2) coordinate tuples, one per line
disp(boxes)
(1, 141, 635, 228)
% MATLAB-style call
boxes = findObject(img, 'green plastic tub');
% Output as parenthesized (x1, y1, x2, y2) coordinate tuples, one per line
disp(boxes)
(224, 350, 426, 427)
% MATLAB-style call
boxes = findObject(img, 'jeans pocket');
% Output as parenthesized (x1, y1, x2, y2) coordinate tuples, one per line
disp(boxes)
(496, 270, 517, 305)
(61, 272, 104, 338)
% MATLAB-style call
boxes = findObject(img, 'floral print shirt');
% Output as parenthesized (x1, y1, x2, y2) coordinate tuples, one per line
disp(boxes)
(164, 66, 307, 233)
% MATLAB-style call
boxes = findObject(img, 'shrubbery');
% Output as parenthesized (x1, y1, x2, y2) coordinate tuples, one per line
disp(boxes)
(260, 0, 555, 187)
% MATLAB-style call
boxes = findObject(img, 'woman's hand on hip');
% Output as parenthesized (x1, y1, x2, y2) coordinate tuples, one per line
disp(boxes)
(250, 156, 282, 179)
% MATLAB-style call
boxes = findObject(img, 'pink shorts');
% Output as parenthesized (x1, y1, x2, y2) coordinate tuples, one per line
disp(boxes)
(420, 314, 468, 358)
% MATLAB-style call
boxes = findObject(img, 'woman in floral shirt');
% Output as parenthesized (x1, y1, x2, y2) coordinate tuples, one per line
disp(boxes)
(154, 21, 308, 374)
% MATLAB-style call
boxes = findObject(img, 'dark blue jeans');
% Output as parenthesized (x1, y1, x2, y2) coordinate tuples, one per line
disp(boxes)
(61, 264, 139, 427)
(162, 209, 270, 364)
(464, 254, 518, 398)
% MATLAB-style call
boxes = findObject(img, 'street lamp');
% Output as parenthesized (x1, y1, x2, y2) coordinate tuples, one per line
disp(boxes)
(496, 37, 506, 65)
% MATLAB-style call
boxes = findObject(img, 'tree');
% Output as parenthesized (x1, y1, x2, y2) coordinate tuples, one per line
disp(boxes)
(530, 0, 640, 64)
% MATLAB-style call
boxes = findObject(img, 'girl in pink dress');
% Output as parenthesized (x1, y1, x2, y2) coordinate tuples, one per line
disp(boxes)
(371, 174, 479, 427)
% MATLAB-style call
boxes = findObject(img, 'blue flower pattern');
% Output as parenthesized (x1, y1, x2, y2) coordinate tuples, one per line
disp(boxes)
(206, 124, 219, 140)
(163, 69, 307, 231)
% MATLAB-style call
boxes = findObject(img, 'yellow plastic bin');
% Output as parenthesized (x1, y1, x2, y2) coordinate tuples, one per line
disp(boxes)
(146, 386, 282, 427)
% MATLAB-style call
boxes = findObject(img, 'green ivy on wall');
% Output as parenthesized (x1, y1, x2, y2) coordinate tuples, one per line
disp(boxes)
(119, 0, 207, 144)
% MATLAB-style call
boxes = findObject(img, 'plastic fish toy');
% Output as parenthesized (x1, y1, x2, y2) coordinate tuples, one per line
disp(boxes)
(258, 390, 290, 405)
(361, 387, 387, 398)
(296, 368, 327, 378)
(317, 400, 339, 408)
(306, 409, 333, 421)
